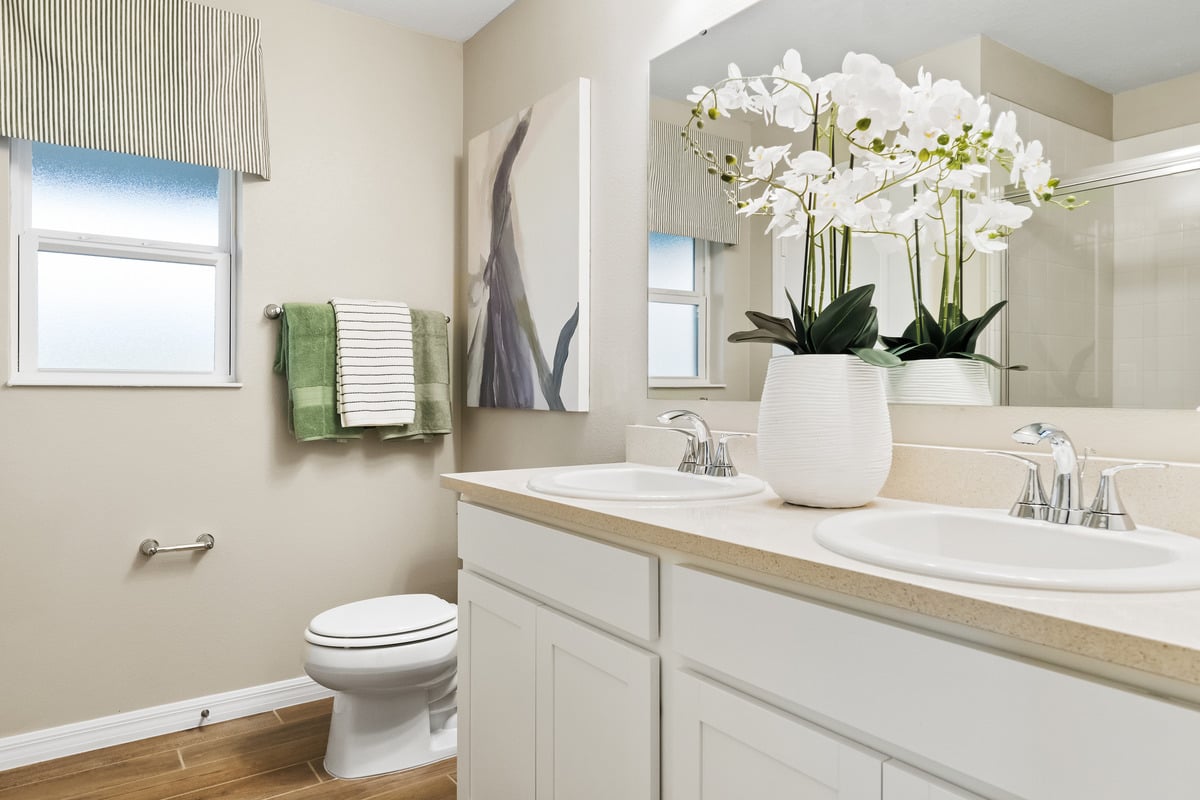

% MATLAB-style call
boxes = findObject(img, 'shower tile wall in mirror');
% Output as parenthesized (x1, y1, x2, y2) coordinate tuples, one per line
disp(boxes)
(647, 0, 1200, 409)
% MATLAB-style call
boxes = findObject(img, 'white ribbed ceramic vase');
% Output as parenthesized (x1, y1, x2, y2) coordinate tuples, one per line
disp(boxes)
(757, 355, 892, 508)
(886, 359, 994, 406)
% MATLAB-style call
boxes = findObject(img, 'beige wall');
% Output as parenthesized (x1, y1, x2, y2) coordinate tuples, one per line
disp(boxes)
(1115, 72, 1200, 140)
(980, 38, 1112, 140)
(0, 0, 463, 737)
(461, 0, 759, 470)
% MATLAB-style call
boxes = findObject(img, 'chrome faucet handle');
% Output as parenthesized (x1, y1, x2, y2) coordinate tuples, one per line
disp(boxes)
(707, 433, 750, 478)
(664, 428, 701, 474)
(657, 409, 714, 471)
(1082, 462, 1168, 531)
(1011, 422, 1086, 524)
(986, 451, 1050, 520)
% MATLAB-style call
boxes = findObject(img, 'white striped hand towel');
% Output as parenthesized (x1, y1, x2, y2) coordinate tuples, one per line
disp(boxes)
(330, 298, 416, 427)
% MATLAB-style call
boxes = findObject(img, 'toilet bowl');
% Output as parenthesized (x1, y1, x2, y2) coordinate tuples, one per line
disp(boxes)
(303, 594, 458, 779)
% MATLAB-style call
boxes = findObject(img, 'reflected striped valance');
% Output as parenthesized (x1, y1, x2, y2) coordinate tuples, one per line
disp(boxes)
(648, 119, 743, 245)
(0, 0, 271, 178)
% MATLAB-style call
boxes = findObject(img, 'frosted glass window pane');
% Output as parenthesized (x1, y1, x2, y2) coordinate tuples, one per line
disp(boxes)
(649, 232, 696, 291)
(649, 301, 699, 377)
(37, 252, 216, 372)
(31, 142, 220, 246)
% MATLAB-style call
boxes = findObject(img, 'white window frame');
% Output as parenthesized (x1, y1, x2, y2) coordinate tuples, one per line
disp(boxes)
(8, 139, 240, 387)
(648, 235, 714, 388)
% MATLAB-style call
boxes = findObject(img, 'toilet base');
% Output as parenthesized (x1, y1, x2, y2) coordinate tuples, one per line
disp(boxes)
(322, 690, 458, 780)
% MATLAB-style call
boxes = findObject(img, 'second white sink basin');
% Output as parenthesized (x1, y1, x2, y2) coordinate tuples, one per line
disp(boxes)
(527, 464, 765, 502)
(814, 507, 1200, 592)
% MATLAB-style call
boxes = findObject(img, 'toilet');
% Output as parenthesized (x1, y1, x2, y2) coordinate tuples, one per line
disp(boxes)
(303, 594, 458, 779)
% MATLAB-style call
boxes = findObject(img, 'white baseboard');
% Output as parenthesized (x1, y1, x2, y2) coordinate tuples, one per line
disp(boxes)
(0, 676, 333, 772)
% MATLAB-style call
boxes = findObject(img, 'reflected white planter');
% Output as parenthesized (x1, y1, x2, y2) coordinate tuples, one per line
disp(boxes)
(886, 359, 994, 406)
(757, 355, 892, 508)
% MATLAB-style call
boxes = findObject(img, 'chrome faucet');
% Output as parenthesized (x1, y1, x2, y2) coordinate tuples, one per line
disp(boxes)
(1011, 423, 1086, 524)
(997, 422, 1168, 531)
(658, 410, 714, 474)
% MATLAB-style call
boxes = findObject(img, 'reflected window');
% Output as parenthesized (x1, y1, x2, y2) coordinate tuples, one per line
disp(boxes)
(12, 141, 237, 385)
(648, 232, 710, 385)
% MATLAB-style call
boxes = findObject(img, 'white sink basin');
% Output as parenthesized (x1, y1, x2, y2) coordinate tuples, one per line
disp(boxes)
(527, 464, 765, 502)
(814, 507, 1200, 592)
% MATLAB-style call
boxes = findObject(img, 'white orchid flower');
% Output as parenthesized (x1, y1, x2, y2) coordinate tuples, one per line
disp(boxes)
(989, 110, 1021, 152)
(744, 144, 792, 180)
(786, 150, 833, 176)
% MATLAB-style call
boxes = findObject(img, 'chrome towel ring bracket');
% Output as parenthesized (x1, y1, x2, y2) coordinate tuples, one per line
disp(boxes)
(139, 534, 215, 557)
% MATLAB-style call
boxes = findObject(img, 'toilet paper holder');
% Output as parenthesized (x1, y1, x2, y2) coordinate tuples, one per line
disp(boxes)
(139, 534, 215, 557)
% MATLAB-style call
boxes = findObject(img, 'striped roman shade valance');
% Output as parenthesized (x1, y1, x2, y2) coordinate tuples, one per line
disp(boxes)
(0, 0, 271, 178)
(648, 120, 743, 245)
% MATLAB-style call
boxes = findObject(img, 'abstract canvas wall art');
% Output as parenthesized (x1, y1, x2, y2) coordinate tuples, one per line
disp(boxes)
(466, 78, 590, 411)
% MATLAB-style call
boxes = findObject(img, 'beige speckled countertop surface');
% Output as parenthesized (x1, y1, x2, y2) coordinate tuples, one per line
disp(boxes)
(442, 464, 1200, 691)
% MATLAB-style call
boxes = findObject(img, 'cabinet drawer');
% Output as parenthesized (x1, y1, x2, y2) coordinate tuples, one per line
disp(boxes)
(669, 565, 1200, 800)
(458, 502, 658, 641)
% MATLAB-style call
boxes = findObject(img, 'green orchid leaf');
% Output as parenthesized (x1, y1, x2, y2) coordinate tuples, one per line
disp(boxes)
(848, 306, 880, 351)
(919, 304, 945, 351)
(897, 304, 944, 351)
(784, 288, 813, 351)
(943, 300, 1007, 355)
(880, 334, 912, 350)
(744, 310, 798, 347)
(946, 352, 1027, 370)
(889, 341, 940, 360)
(852, 347, 903, 368)
(809, 284, 877, 354)
(728, 329, 801, 353)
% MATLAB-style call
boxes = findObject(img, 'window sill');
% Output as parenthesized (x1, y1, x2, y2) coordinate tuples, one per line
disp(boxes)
(648, 381, 728, 389)
(8, 375, 243, 388)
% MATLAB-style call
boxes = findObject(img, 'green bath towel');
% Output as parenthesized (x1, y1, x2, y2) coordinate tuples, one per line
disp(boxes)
(273, 303, 364, 442)
(380, 309, 453, 442)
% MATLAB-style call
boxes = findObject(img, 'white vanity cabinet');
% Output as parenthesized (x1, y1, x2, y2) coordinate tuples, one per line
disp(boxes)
(457, 502, 660, 800)
(456, 500, 1200, 800)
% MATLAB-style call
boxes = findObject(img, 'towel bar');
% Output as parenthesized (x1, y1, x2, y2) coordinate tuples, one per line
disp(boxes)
(139, 534, 215, 557)
(263, 303, 449, 323)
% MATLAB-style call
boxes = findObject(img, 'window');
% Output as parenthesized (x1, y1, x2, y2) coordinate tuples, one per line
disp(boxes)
(648, 231, 713, 387)
(10, 140, 239, 386)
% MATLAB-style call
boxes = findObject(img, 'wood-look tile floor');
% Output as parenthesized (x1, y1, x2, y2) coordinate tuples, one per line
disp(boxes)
(0, 699, 457, 799)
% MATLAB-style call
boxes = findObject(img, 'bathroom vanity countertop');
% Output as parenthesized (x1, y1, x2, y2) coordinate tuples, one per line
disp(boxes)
(443, 464, 1200, 692)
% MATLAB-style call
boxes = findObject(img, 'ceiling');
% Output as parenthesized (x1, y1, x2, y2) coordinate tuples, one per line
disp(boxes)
(313, 0, 515, 42)
(652, 0, 1200, 101)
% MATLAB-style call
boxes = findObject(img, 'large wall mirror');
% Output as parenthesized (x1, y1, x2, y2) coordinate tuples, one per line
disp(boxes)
(647, 0, 1200, 409)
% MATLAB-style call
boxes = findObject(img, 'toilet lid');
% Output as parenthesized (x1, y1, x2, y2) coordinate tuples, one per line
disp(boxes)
(307, 594, 456, 640)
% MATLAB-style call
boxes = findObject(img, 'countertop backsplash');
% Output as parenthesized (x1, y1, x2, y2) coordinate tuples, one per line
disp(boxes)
(625, 425, 1200, 537)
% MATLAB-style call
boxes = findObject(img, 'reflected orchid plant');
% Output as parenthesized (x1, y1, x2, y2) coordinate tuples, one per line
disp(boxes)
(687, 50, 1078, 367)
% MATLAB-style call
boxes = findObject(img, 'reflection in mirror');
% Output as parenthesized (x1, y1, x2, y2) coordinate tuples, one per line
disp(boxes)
(647, 0, 1200, 408)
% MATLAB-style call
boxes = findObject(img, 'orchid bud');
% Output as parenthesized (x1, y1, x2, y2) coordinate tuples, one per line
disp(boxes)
(707, 166, 719, 174)
(720, 173, 735, 183)
(855, 118, 872, 131)
(707, 108, 719, 119)
(936, 134, 950, 146)
(725, 154, 737, 165)
(1048, 178, 1060, 188)
(705, 150, 715, 159)
(918, 149, 931, 163)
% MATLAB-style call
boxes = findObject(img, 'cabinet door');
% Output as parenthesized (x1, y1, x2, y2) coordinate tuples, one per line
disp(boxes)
(457, 571, 537, 800)
(536, 606, 660, 800)
(669, 670, 884, 800)
(883, 762, 986, 800)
